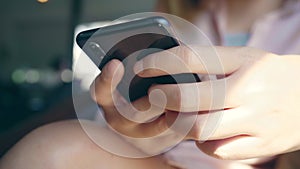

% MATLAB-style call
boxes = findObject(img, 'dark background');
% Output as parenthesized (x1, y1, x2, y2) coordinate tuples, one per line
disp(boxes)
(0, 0, 156, 157)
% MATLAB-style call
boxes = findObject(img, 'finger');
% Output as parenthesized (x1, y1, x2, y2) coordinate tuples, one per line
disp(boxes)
(90, 59, 125, 107)
(123, 115, 186, 155)
(164, 108, 252, 142)
(189, 108, 253, 141)
(134, 46, 255, 77)
(116, 96, 166, 123)
(148, 78, 240, 112)
(109, 112, 170, 138)
(187, 108, 266, 160)
(196, 135, 264, 160)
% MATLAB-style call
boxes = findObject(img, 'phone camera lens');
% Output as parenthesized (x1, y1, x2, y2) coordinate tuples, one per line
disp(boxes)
(88, 42, 105, 60)
(89, 42, 100, 50)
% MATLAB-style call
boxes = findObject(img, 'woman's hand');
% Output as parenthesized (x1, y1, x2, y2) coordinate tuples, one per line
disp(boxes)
(91, 59, 190, 156)
(134, 46, 300, 160)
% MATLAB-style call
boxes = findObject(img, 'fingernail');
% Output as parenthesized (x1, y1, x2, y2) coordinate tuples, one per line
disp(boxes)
(103, 60, 119, 78)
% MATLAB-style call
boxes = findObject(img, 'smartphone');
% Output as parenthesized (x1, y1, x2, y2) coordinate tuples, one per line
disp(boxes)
(76, 16, 200, 102)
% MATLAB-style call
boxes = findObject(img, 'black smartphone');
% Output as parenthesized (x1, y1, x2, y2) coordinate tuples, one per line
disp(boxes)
(76, 16, 200, 102)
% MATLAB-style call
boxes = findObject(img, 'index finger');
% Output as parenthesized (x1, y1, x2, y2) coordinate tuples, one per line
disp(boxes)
(134, 46, 257, 77)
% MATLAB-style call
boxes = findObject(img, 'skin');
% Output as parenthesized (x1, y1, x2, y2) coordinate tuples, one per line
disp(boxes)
(0, 120, 261, 169)
(0, 120, 177, 169)
(1, 50, 299, 168)
(90, 45, 300, 166)
(1, 0, 299, 168)
(132, 46, 300, 159)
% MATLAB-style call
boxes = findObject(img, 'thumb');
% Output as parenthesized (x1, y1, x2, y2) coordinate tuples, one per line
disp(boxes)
(90, 59, 124, 107)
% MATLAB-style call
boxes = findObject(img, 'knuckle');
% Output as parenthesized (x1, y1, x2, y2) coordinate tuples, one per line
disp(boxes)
(170, 86, 182, 109)
(212, 151, 231, 160)
(180, 46, 192, 66)
(93, 91, 107, 106)
(188, 118, 203, 140)
(190, 128, 202, 141)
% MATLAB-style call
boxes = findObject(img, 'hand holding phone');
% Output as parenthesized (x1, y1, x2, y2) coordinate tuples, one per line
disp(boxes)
(76, 16, 200, 102)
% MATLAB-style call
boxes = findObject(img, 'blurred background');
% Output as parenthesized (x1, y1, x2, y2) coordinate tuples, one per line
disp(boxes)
(0, 0, 156, 157)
